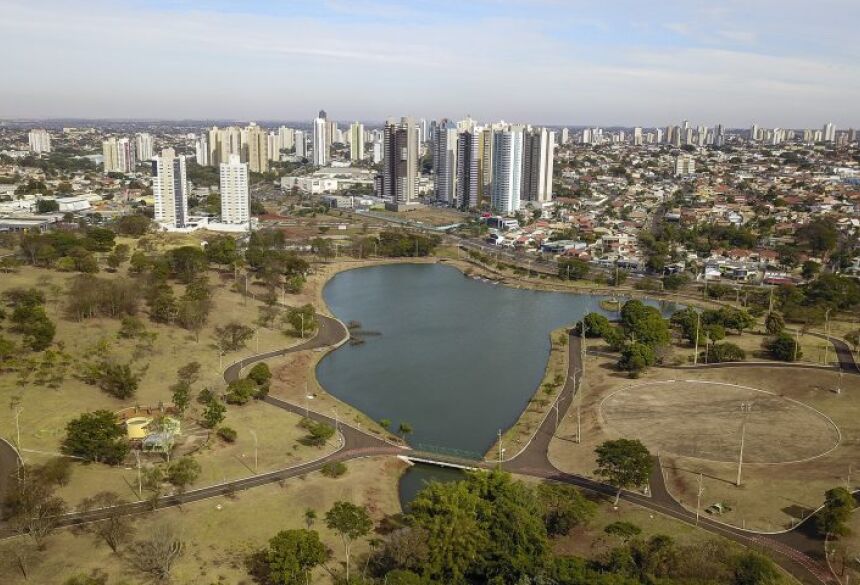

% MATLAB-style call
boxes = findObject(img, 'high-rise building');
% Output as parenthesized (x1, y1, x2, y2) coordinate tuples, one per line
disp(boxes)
(266, 132, 281, 162)
(313, 116, 328, 166)
(195, 134, 210, 166)
(152, 148, 188, 229)
(219, 154, 249, 225)
(135, 133, 154, 161)
(382, 117, 419, 206)
(295, 130, 307, 158)
(823, 122, 836, 143)
(217, 126, 242, 166)
(433, 120, 458, 205)
(245, 125, 268, 173)
(327, 120, 339, 148)
(278, 126, 295, 151)
(674, 154, 696, 177)
(28, 129, 52, 154)
(480, 126, 495, 199)
(371, 139, 383, 164)
(713, 124, 725, 147)
(456, 129, 480, 210)
(750, 124, 759, 142)
(633, 127, 643, 146)
(349, 122, 365, 161)
(560, 127, 570, 145)
(521, 127, 555, 204)
(103, 137, 136, 174)
(490, 126, 524, 214)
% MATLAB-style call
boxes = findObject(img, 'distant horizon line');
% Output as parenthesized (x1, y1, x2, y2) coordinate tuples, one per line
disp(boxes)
(2, 117, 851, 131)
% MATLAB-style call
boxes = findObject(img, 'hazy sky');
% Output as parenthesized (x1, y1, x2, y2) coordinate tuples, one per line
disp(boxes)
(2, 0, 858, 127)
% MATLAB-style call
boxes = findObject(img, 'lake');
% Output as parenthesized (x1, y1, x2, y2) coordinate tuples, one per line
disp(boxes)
(316, 262, 676, 456)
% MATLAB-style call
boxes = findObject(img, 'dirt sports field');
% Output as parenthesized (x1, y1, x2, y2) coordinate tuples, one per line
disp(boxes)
(600, 380, 841, 464)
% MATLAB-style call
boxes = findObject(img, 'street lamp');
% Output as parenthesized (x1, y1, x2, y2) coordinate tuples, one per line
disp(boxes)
(249, 429, 258, 474)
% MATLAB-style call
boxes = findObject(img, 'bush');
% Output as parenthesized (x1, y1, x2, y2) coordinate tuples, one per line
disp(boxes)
(225, 378, 258, 405)
(706, 342, 746, 363)
(299, 418, 335, 447)
(617, 342, 656, 376)
(216, 426, 237, 443)
(766, 333, 801, 362)
(321, 461, 347, 478)
(247, 362, 272, 398)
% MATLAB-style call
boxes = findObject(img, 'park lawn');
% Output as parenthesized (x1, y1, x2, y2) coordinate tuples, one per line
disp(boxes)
(485, 326, 571, 461)
(548, 351, 860, 532)
(0, 456, 408, 585)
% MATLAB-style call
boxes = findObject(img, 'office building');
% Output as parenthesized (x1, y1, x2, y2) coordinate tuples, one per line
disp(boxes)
(313, 116, 328, 166)
(433, 120, 458, 205)
(382, 117, 419, 207)
(521, 127, 555, 204)
(349, 122, 365, 161)
(152, 148, 188, 229)
(456, 129, 480, 210)
(490, 126, 524, 214)
(135, 133, 154, 161)
(28, 129, 51, 154)
(219, 154, 249, 225)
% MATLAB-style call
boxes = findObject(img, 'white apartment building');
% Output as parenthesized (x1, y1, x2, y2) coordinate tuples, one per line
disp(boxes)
(490, 126, 524, 214)
(295, 130, 307, 158)
(152, 148, 188, 229)
(313, 117, 328, 166)
(103, 137, 136, 174)
(219, 154, 249, 225)
(28, 129, 52, 154)
(674, 154, 696, 177)
(135, 133, 154, 161)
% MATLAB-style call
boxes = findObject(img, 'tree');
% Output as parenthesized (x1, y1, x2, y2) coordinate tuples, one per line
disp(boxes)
(325, 501, 373, 581)
(299, 418, 335, 447)
(225, 378, 258, 405)
(801, 260, 821, 280)
(128, 522, 184, 582)
(398, 422, 413, 441)
(204, 235, 238, 267)
(166, 457, 201, 494)
(61, 410, 129, 464)
(5, 466, 67, 547)
(817, 487, 854, 538)
(79, 491, 133, 553)
(115, 214, 151, 236)
(733, 551, 782, 585)
(201, 396, 226, 429)
(285, 304, 317, 337)
(796, 219, 838, 255)
(766, 333, 801, 362)
(265, 529, 328, 585)
(764, 311, 784, 335)
(214, 322, 255, 352)
(11, 304, 55, 351)
(304, 508, 316, 530)
(594, 439, 653, 504)
(96, 361, 140, 399)
(36, 198, 59, 213)
(558, 258, 589, 280)
(166, 245, 208, 283)
(573, 313, 610, 338)
(536, 483, 596, 536)
(617, 342, 656, 376)
(604, 521, 642, 543)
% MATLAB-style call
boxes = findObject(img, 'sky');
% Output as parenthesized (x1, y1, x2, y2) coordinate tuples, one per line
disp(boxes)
(1, 0, 858, 127)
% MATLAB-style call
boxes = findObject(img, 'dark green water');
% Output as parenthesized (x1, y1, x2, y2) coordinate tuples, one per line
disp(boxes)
(317, 262, 676, 455)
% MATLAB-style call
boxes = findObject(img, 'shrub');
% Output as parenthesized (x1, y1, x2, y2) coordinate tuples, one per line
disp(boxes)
(225, 378, 257, 405)
(321, 461, 347, 478)
(766, 333, 801, 362)
(706, 342, 746, 363)
(216, 426, 237, 443)
(299, 418, 335, 447)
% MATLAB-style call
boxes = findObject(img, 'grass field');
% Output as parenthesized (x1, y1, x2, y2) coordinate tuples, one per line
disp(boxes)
(0, 456, 407, 585)
(549, 346, 860, 531)
(0, 263, 332, 505)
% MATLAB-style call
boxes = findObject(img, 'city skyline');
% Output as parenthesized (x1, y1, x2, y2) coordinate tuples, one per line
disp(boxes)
(1, 0, 859, 126)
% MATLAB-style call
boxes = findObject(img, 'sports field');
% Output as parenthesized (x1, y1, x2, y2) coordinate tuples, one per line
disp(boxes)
(600, 380, 840, 464)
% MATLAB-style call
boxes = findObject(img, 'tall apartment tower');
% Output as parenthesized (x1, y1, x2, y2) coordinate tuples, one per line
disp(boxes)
(456, 129, 480, 210)
(823, 122, 836, 143)
(152, 148, 188, 229)
(633, 127, 643, 146)
(295, 130, 307, 158)
(195, 134, 210, 166)
(674, 154, 696, 177)
(103, 138, 136, 174)
(219, 154, 250, 225)
(521, 127, 555, 204)
(490, 126, 524, 215)
(28, 129, 52, 154)
(266, 132, 281, 162)
(245, 125, 268, 173)
(313, 116, 328, 166)
(135, 133, 154, 162)
(382, 117, 419, 206)
(349, 122, 365, 161)
(433, 120, 458, 205)
(278, 126, 295, 151)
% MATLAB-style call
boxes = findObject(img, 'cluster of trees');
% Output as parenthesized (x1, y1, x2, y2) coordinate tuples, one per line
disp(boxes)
(64, 275, 139, 320)
(225, 362, 272, 404)
(353, 230, 441, 258)
(580, 301, 671, 376)
(19, 228, 116, 272)
(670, 307, 754, 363)
(2, 287, 56, 352)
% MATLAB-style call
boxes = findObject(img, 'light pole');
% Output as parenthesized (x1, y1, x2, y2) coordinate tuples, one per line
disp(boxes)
(134, 450, 142, 498)
(249, 430, 258, 474)
(497, 429, 505, 468)
(693, 311, 701, 365)
(736, 402, 753, 487)
(696, 473, 704, 526)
